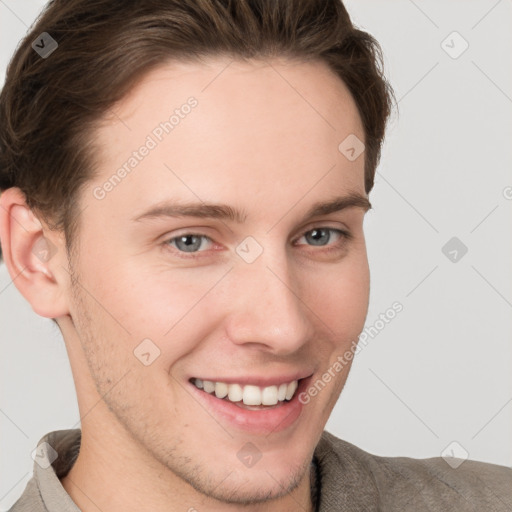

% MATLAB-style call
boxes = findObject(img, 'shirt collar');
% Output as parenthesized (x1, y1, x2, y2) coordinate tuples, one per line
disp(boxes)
(33, 429, 81, 512)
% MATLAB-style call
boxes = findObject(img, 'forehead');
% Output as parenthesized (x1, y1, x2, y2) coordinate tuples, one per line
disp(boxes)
(87, 57, 366, 222)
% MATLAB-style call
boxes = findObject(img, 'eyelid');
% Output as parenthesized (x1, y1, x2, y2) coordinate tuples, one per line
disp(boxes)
(293, 221, 352, 241)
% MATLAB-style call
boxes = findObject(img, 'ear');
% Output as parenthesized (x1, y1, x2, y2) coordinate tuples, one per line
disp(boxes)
(0, 187, 71, 319)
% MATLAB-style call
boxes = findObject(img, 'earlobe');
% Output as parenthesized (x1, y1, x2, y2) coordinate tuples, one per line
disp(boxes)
(0, 187, 70, 319)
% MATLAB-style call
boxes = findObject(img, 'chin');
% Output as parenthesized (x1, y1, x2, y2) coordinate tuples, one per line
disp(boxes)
(188, 462, 307, 506)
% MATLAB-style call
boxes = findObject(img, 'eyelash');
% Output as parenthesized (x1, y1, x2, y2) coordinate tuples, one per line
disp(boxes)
(162, 227, 352, 259)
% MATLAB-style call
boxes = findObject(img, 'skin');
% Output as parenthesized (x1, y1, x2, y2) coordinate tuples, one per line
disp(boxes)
(0, 57, 371, 512)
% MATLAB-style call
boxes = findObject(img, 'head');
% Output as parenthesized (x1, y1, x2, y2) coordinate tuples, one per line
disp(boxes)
(0, 0, 393, 507)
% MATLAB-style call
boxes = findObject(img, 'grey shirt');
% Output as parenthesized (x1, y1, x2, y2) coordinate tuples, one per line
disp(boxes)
(8, 428, 512, 511)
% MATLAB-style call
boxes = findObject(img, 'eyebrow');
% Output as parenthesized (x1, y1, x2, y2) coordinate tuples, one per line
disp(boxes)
(132, 192, 371, 224)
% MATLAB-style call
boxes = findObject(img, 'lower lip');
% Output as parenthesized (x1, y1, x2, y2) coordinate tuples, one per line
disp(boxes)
(188, 378, 310, 435)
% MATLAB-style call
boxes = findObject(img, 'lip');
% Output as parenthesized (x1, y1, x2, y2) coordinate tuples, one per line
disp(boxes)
(188, 375, 313, 435)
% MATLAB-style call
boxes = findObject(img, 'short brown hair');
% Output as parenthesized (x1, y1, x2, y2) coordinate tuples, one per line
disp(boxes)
(0, 0, 394, 263)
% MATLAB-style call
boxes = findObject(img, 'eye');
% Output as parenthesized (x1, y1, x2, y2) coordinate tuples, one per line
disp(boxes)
(294, 227, 351, 249)
(165, 233, 214, 255)
(163, 226, 352, 259)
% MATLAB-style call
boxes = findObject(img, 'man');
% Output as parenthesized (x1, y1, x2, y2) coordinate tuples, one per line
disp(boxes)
(0, 1, 510, 511)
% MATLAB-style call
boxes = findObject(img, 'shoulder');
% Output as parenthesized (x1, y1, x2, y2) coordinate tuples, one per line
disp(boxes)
(314, 430, 512, 511)
(7, 429, 82, 512)
(7, 478, 43, 512)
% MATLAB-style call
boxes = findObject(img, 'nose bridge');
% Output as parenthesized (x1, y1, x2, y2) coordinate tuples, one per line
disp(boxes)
(225, 247, 313, 353)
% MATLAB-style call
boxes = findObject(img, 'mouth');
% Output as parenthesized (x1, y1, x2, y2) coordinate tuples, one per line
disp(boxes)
(190, 378, 299, 409)
(187, 375, 312, 434)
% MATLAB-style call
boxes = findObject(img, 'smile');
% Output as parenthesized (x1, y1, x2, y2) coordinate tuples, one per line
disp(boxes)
(191, 378, 299, 407)
(187, 374, 312, 433)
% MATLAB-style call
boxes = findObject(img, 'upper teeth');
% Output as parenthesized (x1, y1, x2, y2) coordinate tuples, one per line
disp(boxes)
(193, 378, 298, 406)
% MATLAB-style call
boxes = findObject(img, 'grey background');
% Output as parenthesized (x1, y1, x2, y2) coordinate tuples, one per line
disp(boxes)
(1, 0, 511, 509)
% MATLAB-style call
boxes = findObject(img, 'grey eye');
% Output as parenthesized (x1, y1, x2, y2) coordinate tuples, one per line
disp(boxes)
(303, 228, 339, 246)
(170, 234, 208, 253)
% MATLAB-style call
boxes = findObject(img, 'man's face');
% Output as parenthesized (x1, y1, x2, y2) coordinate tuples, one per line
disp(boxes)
(63, 57, 370, 503)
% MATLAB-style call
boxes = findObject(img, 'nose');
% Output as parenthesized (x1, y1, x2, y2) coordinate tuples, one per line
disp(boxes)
(224, 249, 315, 355)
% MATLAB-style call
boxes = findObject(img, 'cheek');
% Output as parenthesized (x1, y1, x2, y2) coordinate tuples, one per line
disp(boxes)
(79, 258, 227, 361)
(307, 254, 370, 337)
